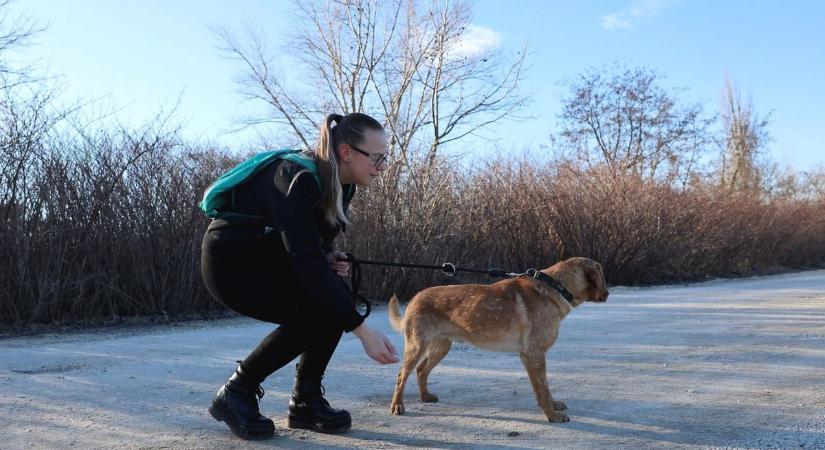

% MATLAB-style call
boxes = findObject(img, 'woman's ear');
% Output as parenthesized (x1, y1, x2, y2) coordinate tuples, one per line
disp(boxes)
(337, 143, 352, 162)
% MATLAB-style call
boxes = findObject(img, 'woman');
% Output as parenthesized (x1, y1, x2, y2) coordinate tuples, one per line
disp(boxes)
(201, 112, 398, 440)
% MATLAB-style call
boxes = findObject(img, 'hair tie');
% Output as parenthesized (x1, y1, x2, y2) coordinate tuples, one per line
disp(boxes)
(329, 113, 343, 128)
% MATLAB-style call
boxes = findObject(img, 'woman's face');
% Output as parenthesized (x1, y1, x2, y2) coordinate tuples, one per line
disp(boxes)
(339, 128, 389, 187)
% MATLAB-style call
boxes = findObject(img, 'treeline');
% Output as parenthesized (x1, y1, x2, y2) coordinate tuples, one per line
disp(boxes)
(2, 126, 823, 328)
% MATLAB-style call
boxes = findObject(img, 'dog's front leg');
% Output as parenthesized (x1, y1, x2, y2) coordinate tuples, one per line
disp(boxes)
(390, 344, 422, 415)
(519, 353, 569, 423)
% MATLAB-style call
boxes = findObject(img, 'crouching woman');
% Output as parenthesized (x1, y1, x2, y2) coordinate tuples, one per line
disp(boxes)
(200, 112, 398, 440)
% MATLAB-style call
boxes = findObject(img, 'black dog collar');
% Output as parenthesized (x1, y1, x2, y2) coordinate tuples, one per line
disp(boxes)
(525, 268, 574, 304)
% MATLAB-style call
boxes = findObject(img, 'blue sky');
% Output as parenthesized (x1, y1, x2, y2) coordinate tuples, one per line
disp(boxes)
(7, 0, 825, 170)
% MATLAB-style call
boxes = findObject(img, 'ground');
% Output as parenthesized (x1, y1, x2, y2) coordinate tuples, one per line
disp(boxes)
(1, 270, 824, 449)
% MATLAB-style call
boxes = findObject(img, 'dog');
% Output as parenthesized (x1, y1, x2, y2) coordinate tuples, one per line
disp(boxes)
(387, 257, 609, 422)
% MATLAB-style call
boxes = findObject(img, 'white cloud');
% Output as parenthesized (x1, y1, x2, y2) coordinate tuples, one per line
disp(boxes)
(601, 0, 674, 31)
(450, 24, 501, 59)
(601, 13, 633, 31)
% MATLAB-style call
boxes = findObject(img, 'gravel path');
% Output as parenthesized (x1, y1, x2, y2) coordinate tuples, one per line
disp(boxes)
(1, 270, 824, 449)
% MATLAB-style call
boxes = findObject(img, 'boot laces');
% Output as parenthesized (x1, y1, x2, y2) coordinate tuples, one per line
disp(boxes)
(319, 384, 329, 407)
(316, 384, 331, 407)
(296, 382, 328, 405)
(234, 361, 265, 400)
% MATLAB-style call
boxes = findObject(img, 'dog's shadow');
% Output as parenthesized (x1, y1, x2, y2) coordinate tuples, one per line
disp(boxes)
(344, 429, 532, 450)
(397, 408, 549, 426)
(357, 395, 820, 448)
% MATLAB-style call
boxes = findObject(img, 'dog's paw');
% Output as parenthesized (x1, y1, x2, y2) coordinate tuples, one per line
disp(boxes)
(421, 393, 439, 403)
(552, 400, 567, 411)
(547, 411, 570, 423)
(390, 403, 405, 415)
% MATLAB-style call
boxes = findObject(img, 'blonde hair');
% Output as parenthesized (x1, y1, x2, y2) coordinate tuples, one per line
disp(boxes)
(314, 112, 383, 225)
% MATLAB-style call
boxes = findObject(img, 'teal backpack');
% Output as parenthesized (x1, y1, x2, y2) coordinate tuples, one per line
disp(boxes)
(199, 149, 320, 218)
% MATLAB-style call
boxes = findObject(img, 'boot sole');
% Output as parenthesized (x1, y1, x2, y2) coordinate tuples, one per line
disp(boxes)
(287, 414, 351, 434)
(209, 400, 275, 440)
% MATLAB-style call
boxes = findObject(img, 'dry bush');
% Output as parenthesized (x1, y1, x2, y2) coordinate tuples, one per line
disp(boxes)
(3, 141, 825, 328)
(343, 154, 825, 302)
(0, 121, 232, 327)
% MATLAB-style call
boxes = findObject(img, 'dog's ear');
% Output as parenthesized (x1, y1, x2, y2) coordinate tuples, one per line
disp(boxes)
(585, 261, 605, 288)
(585, 267, 598, 287)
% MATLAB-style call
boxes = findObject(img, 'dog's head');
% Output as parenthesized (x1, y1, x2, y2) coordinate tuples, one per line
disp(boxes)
(547, 257, 609, 307)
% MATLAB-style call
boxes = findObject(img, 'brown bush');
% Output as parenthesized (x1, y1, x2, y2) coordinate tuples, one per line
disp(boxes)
(342, 155, 825, 301)
(2, 144, 825, 329)
(0, 124, 227, 327)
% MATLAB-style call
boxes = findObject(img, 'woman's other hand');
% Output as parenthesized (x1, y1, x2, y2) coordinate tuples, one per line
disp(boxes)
(352, 323, 399, 364)
(326, 250, 350, 277)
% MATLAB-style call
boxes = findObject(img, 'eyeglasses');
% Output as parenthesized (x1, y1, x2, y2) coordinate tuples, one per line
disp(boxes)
(349, 144, 389, 168)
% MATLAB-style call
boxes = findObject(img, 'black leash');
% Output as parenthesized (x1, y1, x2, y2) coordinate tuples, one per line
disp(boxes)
(343, 254, 521, 278)
(343, 254, 574, 318)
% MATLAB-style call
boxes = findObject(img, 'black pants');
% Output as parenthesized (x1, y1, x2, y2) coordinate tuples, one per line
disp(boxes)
(200, 228, 343, 386)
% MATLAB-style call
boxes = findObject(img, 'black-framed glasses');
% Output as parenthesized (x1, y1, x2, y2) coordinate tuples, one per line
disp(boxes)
(349, 144, 389, 168)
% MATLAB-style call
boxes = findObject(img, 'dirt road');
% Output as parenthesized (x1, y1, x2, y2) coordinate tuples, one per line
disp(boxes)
(2, 270, 824, 449)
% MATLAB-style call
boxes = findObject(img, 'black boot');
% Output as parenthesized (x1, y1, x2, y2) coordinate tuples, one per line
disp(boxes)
(209, 363, 275, 440)
(287, 378, 351, 434)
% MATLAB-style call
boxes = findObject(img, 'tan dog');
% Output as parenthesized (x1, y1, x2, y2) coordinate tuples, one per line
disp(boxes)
(387, 257, 609, 422)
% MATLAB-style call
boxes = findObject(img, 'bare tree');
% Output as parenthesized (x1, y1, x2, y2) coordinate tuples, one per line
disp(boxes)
(800, 164, 825, 201)
(215, 0, 528, 168)
(719, 75, 771, 195)
(557, 65, 712, 185)
(0, 0, 47, 91)
(0, 0, 52, 227)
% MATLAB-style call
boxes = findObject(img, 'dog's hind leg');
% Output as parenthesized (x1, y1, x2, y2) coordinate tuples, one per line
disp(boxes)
(519, 352, 570, 423)
(416, 338, 451, 403)
(390, 343, 425, 415)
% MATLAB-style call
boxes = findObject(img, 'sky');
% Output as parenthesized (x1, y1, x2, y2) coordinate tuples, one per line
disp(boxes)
(5, 0, 825, 170)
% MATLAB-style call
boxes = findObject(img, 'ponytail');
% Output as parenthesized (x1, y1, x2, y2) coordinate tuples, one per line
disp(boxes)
(315, 114, 348, 225)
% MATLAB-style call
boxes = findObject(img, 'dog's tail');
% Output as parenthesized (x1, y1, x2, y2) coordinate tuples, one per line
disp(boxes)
(388, 294, 404, 334)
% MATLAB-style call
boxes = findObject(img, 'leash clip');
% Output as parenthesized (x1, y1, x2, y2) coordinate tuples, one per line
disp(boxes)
(525, 268, 539, 278)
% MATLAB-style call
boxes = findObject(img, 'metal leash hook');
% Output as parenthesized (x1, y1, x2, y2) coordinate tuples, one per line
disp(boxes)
(441, 262, 457, 277)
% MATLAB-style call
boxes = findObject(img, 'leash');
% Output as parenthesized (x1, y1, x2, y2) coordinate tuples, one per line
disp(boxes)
(343, 254, 574, 318)
(343, 254, 522, 278)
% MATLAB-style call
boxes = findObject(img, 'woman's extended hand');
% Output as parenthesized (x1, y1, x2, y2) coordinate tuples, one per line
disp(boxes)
(352, 323, 399, 364)
(326, 250, 350, 277)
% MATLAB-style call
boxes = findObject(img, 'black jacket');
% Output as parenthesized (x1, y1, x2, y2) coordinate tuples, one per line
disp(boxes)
(208, 154, 364, 332)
